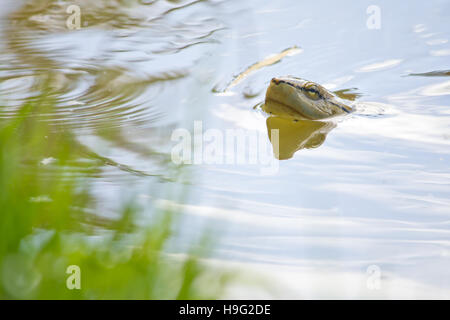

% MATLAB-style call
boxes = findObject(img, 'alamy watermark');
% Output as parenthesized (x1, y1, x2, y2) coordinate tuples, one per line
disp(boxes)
(171, 121, 280, 175)
(66, 5, 81, 30)
(66, 265, 81, 290)
(366, 264, 381, 290)
(366, 5, 381, 30)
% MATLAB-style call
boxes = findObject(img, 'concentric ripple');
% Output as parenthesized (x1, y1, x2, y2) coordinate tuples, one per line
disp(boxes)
(0, 0, 226, 183)
(0, 0, 225, 131)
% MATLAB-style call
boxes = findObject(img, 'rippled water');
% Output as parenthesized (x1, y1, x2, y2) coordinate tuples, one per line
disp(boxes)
(1, 0, 450, 298)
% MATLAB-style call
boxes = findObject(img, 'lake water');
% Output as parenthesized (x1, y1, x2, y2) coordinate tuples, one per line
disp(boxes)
(1, 0, 450, 298)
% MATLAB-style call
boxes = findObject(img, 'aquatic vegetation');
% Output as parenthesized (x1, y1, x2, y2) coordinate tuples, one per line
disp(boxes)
(0, 92, 231, 299)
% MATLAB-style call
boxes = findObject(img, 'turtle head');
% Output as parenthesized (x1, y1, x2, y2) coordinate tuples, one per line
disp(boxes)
(265, 76, 352, 120)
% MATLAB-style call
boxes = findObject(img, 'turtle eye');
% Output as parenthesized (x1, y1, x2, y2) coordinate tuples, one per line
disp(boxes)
(305, 89, 320, 100)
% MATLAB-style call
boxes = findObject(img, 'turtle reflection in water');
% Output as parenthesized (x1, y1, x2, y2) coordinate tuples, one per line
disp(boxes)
(266, 116, 336, 160)
(263, 76, 353, 159)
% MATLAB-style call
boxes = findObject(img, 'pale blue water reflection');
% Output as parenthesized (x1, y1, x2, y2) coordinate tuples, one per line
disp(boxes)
(0, 0, 449, 298)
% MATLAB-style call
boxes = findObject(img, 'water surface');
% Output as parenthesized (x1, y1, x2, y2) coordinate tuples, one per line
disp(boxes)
(1, 0, 450, 298)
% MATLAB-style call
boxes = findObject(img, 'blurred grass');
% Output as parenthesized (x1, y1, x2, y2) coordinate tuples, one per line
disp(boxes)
(0, 90, 231, 299)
